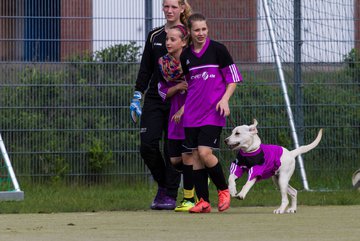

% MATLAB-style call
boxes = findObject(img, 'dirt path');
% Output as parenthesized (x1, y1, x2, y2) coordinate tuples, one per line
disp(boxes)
(1, 206, 359, 241)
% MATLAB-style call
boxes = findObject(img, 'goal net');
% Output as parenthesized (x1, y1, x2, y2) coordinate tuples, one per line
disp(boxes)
(258, 0, 355, 190)
(0, 133, 24, 201)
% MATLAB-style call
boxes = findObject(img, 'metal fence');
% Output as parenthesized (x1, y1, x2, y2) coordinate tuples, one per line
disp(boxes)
(0, 0, 359, 190)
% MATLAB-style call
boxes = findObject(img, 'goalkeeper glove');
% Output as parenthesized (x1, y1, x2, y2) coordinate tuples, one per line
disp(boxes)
(130, 91, 142, 124)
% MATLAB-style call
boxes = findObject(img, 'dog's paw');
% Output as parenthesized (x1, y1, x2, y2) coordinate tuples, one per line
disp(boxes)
(228, 176, 238, 197)
(273, 208, 286, 214)
(236, 192, 245, 200)
(230, 191, 238, 198)
(229, 186, 237, 197)
(286, 208, 297, 214)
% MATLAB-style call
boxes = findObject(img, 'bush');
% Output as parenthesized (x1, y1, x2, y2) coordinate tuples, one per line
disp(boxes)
(0, 42, 142, 185)
(87, 139, 114, 173)
(344, 48, 360, 83)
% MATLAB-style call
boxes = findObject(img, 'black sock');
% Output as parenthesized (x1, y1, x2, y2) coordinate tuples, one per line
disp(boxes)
(206, 162, 228, 191)
(165, 162, 181, 199)
(182, 164, 194, 202)
(173, 162, 183, 172)
(193, 169, 209, 202)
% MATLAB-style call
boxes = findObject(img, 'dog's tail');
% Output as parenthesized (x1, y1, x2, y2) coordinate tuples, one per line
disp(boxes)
(290, 129, 323, 157)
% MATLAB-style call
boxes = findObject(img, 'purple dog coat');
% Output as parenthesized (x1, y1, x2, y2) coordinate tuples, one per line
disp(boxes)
(229, 144, 283, 182)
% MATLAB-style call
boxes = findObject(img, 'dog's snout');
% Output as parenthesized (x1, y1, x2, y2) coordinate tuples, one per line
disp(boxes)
(224, 138, 229, 144)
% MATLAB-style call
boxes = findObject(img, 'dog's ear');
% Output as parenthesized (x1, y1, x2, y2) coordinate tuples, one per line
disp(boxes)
(249, 125, 258, 134)
(250, 119, 258, 134)
(252, 119, 258, 127)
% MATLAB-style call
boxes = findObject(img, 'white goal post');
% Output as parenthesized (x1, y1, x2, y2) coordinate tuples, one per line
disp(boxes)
(262, 0, 310, 190)
(0, 133, 24, 201)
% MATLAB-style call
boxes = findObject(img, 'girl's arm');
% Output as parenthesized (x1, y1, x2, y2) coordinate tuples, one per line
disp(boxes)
(216, 83, 237, 117)
(171, 105, 185, 124)
(166, 81, 188, 98)
(135, 31, 155, 93)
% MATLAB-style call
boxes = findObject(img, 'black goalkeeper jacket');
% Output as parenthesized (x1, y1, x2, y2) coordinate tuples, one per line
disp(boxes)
(135, 25, 169, 100)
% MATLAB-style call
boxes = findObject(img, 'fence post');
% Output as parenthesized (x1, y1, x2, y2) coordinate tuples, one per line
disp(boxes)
(294, 0, 304, 146)
(262, 0, 310, 190)
(145, 0, 153, 38)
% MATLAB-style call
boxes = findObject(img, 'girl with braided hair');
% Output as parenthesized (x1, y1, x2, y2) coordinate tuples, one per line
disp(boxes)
(158, 25, 197, 211)
(130, 0, 192, 210)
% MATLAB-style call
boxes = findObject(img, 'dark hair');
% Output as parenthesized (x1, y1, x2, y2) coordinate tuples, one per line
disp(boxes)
(187, 12, 207, 30)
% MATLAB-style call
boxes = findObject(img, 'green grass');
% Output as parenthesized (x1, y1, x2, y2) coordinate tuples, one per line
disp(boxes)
(0, 182, 359, 214)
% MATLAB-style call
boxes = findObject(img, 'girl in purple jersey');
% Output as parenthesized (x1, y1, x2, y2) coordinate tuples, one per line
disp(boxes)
(158, 25, 197, 212)
(180, 13, 243, 213)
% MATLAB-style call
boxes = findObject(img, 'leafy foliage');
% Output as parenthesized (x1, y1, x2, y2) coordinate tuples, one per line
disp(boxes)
(344, 48, 360, 83)
(86, 139, 114, 173)
(0, 42, 142, 185)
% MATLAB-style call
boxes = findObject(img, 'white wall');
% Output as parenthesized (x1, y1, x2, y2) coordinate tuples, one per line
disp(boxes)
(92, 0, 165, 52)
(92, 0, 354, 62)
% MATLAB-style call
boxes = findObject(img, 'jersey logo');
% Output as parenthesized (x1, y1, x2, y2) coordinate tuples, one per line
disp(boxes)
(202, 72, 209, 80)
(191, 71, 215, 80)
(154, 42, 162, 46)
(186, 59, 190, 65)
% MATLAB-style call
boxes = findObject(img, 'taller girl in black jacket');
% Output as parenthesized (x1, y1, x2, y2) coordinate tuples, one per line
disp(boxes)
(130, 0, 192, 210)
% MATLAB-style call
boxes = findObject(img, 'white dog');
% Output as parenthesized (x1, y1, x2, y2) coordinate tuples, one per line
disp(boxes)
(224, 119, 323, 214)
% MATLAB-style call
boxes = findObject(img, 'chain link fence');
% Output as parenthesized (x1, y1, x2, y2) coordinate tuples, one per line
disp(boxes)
(0, 0, 359, 190)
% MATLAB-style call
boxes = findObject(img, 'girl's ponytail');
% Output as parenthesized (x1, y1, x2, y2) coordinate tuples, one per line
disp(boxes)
(179, 0, 192, 26)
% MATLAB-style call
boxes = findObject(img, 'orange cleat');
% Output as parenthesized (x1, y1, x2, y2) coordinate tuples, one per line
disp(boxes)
(218, 189, 230, 212)
(189, 198, 211, 213)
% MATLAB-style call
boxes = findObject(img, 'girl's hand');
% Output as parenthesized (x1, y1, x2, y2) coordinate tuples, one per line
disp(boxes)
(175, 81, 188, 92)
(216, 83, 236, 117)
(171, 106, 184, 124)
(216, 99, 230, 117)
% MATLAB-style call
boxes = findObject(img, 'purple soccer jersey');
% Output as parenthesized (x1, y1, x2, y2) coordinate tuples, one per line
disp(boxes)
(158, 80, 186, 140)
(229, 144, 283, 182)
(180, 38, 242, 127)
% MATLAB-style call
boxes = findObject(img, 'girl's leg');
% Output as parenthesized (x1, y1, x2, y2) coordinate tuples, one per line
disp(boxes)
(181, 153, 195, 202)
(198, 146, 230, 212)
(189, 151, 211, 213)
(198, 146, 227, 191)
(174, 151, 197, 212)
(192, 150, 209, 202)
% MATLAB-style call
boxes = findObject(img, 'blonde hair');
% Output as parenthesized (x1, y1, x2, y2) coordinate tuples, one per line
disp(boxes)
(179, 0, 192, 26)
(163, 0, 192, 26)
